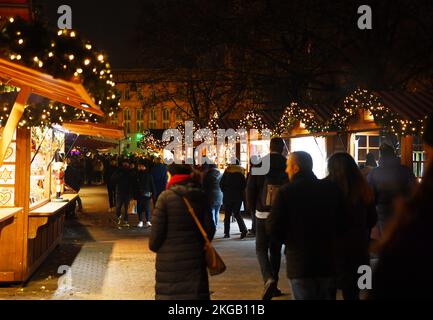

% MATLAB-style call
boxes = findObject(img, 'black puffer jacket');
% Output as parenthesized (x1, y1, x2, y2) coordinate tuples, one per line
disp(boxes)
(220, 165, 246, 204)
(149, 178, 215, 300)
(247, 153, 287, 213)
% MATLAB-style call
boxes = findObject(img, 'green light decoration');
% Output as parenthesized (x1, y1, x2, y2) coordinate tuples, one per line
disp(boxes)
(0, 16, 121, 128)
(137, 130, 168, 152)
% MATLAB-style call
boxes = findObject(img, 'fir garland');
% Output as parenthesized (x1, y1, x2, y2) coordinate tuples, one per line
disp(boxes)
(0, 16, 120, 128)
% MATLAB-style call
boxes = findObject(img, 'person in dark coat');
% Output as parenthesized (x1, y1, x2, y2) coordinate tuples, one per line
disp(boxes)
(327, 153, 377, 300)
(220, 161, 248, 239)
(135, 159, 156, 228)
(151, 157, 168, 201)
(64, 158, 84, 216)
(268, 151, 345, 300)
(246, 138, 288, 300)
(367, 143, 416, 236)
(111, 159, 134, 227)
(369, 114, 433, 299)
(104, 159, 118, 211)
(149, 164, 215, 300)
(202, 163, 223, 226)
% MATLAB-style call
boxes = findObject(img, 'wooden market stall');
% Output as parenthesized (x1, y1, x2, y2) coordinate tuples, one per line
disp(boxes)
(0, 57, 103, 283)
(281, 90, 433, 179)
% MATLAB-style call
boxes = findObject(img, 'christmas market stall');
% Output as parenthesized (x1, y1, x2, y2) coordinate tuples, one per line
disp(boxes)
(0, 16, 120, 283)
(276, 89, 433, 179)
(0, 57, 104, 283)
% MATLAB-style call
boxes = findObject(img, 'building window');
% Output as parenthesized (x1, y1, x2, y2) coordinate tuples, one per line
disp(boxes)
(413, 135, 426, 178)
(110, 112, 118, 126)
(123, 108, 131, 134)
(162, 108, 170, 129)
(124, 87, 130, 101)
(136, 108, 144, 133)
(175, 110, 183, 125)
(149, 109, 157, 129)
(353, 133, 381, 166)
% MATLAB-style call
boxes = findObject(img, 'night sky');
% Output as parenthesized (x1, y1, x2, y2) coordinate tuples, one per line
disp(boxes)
(42, 0, 143, 69)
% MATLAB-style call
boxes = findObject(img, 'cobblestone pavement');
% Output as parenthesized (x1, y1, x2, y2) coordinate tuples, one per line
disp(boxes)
(0, 186, 291, 300)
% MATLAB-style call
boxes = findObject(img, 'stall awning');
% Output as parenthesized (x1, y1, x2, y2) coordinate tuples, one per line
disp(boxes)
(0, 57, 102, 115)
(0, 57, 104, 166)
(72, 136, 118, 151)
(61, 121, 125, 140)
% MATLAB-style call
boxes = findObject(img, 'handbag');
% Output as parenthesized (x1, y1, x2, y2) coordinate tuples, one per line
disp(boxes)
(181, 196, 226, 276)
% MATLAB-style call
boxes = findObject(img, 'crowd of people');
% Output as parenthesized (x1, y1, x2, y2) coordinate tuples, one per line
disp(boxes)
(64, 114, 433, 300)
(149, 114, 433, 301)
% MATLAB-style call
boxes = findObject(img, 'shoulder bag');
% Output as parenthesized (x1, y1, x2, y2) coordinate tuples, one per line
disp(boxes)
(181, 196, 226, 276)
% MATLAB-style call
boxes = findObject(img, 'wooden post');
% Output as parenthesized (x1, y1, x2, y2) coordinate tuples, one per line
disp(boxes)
(13, 127, 31, 281)
(401, 135, 414, 168)
(0, 87, 31, 167)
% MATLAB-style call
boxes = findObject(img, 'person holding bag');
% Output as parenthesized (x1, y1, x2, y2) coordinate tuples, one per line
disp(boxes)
(149, 164, 217, 300)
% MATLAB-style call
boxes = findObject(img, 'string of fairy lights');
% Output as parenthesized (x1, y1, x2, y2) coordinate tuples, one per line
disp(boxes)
(275, 89, 427, 137)
(0, 17, 424, 144)
(136, 89, 427, 149)
(0, 16, 120, 128)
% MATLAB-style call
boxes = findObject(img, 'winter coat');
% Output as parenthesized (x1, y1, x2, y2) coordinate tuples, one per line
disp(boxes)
(268, 171, 345, 279)
(220, 165, 246, 204)
(64, 165, 83, 192)
(369, 198, 433, 299)
(111, 167, 134, 198)
(367, 156, 416, 220)
(151, 163, 168, 198)
(246, 153, 287, 213)
(134, 170, 156, 200)
(202, 168, 223, 207)
(149, 178, 215, 300)
(335, 198, 377, 280)
(104, 164, 117, 186)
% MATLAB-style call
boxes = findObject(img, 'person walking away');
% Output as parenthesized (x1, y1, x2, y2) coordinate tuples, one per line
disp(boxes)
(202, 163, 223, 227)
(268, 151, 345, 300)
(151, 157, 168, 201)
(246, 138, 288, 300)
(135, 159, 156, 228)
(246, 156, 261, 237)
(85, 155, 93, 185)
(327, 153, 377, 300)
(367, 144, 416, 236)
(111, 159, 134, 228)
(149, 164, 215, 300)
(369, 114, 433, 299)
(64, 158, 84, 217)
(360, 153, 378, 179)
(93, 157, 104, 185)
(220, 160, 248, 239)
(105, 159, 118, 212)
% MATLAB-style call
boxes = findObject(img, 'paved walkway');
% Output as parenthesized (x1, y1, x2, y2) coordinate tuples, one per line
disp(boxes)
(0, 186, 291, 300)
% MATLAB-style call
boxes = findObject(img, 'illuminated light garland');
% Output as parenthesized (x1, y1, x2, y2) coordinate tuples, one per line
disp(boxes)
(275, 102, 322, 136)
(0, 16, 121, 128)
(238, 110, 268, 132)
(277, 89, 426, 137)
(137, 130, 168, 151)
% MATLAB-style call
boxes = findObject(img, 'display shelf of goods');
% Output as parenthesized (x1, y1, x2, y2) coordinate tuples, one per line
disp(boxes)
(30, 127, 53, 207)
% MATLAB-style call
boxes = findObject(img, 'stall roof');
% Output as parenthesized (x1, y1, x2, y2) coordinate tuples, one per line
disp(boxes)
(375, 91, 433, 121)
(61, 121, 125, 140)
(72, 135, 119, 150)
(0, 57, 103, 116)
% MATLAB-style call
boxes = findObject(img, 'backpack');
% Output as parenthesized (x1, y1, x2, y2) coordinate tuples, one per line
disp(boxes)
(260, 173, 287, 212)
